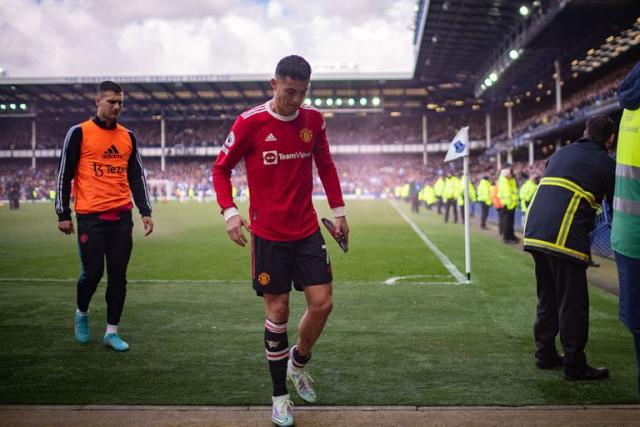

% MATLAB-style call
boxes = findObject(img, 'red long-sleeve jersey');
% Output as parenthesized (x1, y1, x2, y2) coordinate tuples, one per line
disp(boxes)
(212, 101, 345, 241)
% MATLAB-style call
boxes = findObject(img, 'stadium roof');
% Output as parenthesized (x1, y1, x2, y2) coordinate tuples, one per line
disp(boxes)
(413, 0, 640, 104)
(1, 0, 639, 120)
(0, 72, 447, 120)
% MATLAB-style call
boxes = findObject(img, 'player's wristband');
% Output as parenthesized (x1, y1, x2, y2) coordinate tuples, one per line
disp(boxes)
(223, 207, 240, 222)
(332, 206, 345, 218)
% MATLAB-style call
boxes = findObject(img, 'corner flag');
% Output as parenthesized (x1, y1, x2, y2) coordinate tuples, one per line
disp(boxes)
(444, 126, 469, 162)
(443, 125, 472, 282)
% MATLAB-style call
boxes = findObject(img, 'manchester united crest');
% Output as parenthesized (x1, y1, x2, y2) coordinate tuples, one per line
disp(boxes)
(299, 128, 313, 143)
(258, 272, 271, 286)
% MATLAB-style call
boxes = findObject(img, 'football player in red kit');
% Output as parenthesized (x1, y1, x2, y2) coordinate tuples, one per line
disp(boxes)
(212, 55, 349, 427)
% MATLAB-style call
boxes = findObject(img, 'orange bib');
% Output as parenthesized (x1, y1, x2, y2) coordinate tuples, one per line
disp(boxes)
(73, 120, 133, 214)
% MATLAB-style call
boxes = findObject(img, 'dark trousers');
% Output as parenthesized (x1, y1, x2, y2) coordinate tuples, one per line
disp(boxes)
(459, 206, 465, 224)
(531, 251, 589, 375)
(503, 208, 516, 241)
(497, 208, 505, 236)
(635, 333, 640, 393)
(411, 195, 420, 213)
(480, 203, 489, 228)
(615, 251, 640, 333)
(436, 197, 443, 214)
(9, 197, 19, 210)
(444, 199, 457, 223)
(76, 211, 133, 325)
(615, 251, 640, 393)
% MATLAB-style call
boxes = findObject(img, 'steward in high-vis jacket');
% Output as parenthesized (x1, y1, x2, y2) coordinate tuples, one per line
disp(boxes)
(476, 175, 493, 229)
(523, 115, 615, 381)
(498, 167, 519, 243)
(612, 60, 640, 394)
(423, 184, 437, 209)
(443, 173, 460, 223)
(519, 173, 539, 214)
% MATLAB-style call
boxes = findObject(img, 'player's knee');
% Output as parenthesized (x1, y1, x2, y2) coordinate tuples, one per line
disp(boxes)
(107, 271, 127, 286)
(269, 304, 289, 323)
(81, 269, 103, 286)
(312, 297, 333, 317)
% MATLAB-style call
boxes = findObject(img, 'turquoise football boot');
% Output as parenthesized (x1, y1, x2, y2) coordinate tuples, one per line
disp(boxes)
(74, 312, 90, 344)
(271, 394, 294, 427)
(103, 333, 129, 352)
(287, 359, 317, 403)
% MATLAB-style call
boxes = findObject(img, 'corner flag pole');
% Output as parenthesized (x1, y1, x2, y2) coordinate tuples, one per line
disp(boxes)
(463, 155, 471, 282)
(445, 126, 471, 283)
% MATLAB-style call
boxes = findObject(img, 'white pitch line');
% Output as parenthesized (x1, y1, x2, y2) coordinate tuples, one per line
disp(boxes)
(389, 201, 469, 284)
(384, 275, 457, 285)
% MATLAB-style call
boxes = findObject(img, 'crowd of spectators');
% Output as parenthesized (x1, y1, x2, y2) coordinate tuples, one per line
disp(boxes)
(494, 62, 633, 142)
(0, 113, 486, 150)
(0, 160, 58, 202)
(0, 152, 547, 206)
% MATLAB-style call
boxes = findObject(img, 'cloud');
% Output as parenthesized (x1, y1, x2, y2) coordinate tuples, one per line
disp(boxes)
(0, 0, 415, 77)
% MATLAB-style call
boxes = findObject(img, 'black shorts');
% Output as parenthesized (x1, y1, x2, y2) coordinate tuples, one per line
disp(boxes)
(252, 229, 333, 296)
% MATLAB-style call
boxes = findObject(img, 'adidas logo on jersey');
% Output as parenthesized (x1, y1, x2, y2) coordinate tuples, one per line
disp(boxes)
(265, 133, 277, 142)
(101, 144, 123, 159)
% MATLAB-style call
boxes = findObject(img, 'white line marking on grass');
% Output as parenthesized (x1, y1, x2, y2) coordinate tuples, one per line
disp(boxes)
(384, 275, 458, 285)
(389, 201, 470, 284)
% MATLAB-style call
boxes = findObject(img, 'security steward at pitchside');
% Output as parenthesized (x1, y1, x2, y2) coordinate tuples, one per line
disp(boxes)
(55, 81, 153, 352)
(523, 115, 615, 381)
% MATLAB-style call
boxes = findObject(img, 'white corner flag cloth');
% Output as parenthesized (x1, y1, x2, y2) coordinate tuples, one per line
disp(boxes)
(444, 126, 470, 162)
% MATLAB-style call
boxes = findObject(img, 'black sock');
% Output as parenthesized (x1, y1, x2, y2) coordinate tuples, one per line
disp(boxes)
(265, 318, 288, 396)
(291, 344, 311, 369)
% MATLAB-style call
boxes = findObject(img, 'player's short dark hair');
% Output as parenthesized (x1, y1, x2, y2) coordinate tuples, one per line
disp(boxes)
(97, 80, 123, 95)
(585, 115, 614, 144)
(275, 55, 311, 81)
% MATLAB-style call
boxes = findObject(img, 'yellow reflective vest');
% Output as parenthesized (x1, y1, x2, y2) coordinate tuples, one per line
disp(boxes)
(476, 178, 492, 206)
(498, 175, 518, 210)
(612, 107, 640, 258)
(519, 179, 538, 213)
(434, 177, 445, 197)
(457, 177, 476, 206)
(443, 176, 460, 201)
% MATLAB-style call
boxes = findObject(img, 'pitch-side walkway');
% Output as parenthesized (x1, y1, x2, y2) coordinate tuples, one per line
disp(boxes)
(2, 404, 640, 426)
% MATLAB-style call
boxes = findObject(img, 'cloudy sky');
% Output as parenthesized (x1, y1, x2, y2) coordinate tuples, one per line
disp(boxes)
(0, 0, 417, 78)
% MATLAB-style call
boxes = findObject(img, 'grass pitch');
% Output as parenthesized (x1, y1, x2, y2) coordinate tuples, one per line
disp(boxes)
(0, 199, 637, 406)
